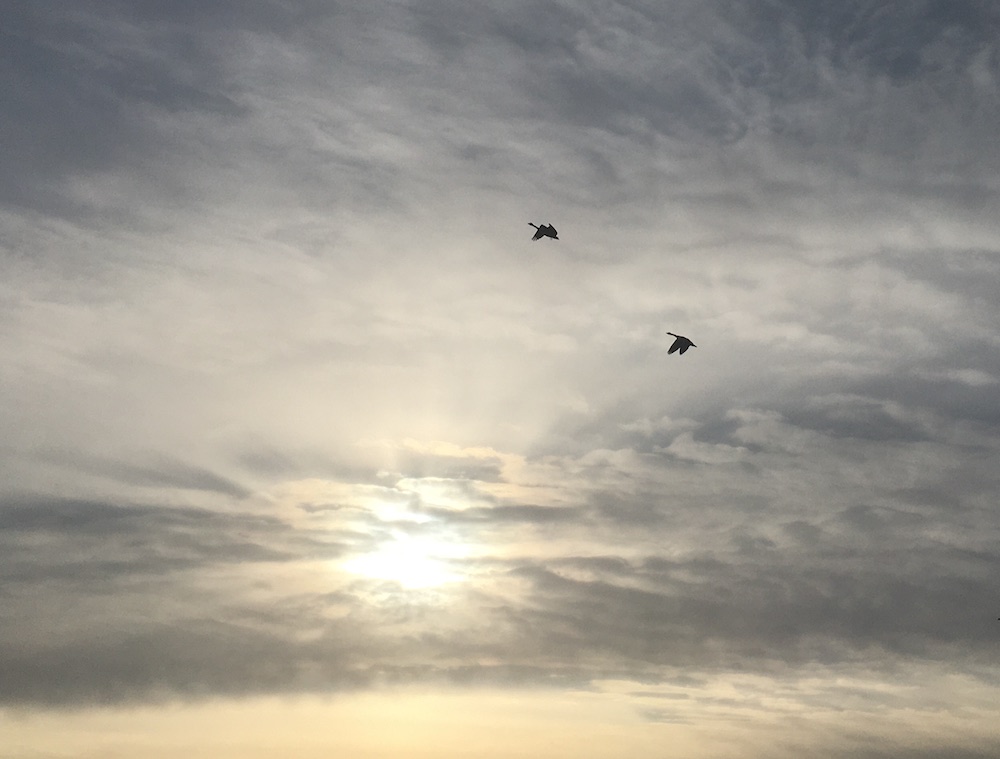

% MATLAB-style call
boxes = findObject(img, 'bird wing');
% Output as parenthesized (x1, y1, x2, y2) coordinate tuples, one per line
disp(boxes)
(667, 339, 680, 354)
(532, 228, 544, 240)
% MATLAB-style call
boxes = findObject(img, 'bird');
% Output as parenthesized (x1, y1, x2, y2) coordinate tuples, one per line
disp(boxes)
(529, 222, 558, 241)
(666, 332, 696, 355)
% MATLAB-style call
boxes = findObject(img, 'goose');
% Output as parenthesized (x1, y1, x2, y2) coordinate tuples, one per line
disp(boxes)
(666, 332, 696, 355)
(529, 222, 558, 241)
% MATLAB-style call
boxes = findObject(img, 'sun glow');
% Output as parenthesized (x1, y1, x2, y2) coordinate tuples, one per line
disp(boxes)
(344, 531, 464, 589)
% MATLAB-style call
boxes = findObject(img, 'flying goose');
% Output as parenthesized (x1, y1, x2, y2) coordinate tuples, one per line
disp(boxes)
(666, 332, 696, 355)
(529, 222, 558, 241)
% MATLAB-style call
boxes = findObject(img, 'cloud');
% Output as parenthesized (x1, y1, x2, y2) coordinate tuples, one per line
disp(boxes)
(2, 3, 1000, 757)
(37, 449, 252, 497)
(0, 2, 253, 218)
(0, 494, 309, 584)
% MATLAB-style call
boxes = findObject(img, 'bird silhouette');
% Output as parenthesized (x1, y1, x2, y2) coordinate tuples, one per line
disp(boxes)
(529, 223, 558, 241)
(666, 332, 696, 355)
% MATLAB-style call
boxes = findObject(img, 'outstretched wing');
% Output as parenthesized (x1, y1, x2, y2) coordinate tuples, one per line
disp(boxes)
(678, 342, 690, 354)
(667, 339, 681, 354)
(532, 228, 544, 240)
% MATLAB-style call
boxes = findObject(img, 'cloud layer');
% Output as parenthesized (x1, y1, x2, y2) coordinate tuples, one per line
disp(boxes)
(2, 1, 1000, 756)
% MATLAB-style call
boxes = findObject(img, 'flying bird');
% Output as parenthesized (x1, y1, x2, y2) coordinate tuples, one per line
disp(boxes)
(666, 332, 696, 355)
(529, 222, 558, 241)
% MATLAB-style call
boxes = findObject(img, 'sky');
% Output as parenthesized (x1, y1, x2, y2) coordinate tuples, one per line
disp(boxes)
(2, 1, 1000, 757)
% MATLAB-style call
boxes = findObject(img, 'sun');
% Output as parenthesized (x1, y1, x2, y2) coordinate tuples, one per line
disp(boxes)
(343, 531, 463, 589)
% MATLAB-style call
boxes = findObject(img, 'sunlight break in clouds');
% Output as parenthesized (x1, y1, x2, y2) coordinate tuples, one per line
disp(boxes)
(343, 529, 466, 589)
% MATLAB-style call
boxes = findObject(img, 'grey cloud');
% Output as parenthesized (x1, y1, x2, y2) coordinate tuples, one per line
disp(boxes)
(235, 444, 385, 486)
(747, 0, 999, 83)
(844, 374, 1000, 431)
(505, 544, 1000, 670)
(375, 1, 752, 145)
(830, 748, 1000, 759)
(636, 706, 692, 724)
(512, 2, 754, 144)
(781, 397, 931, 442)
(457, 0, 1000, 154)
(0, 495, 269, 536)
(0, 551, 603, 706)
(38, 449, 252, 498)
(1, 484, 997, 707)
(0, 494, 359, 705)
(104, 0, 337, 34)
(236, 446, 304, 478)
(390, 453, 506, 484)
(0, 3, 250, 216)
(425, 503, 582, 524)
(720, 0, 1000, 187)
(884, 247, 1000, 309)
(0, 496, 306, 582)
(0, 618, 370, 707)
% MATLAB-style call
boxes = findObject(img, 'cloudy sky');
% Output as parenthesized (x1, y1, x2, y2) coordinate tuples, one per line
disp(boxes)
(3, 1, 1000, 756)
